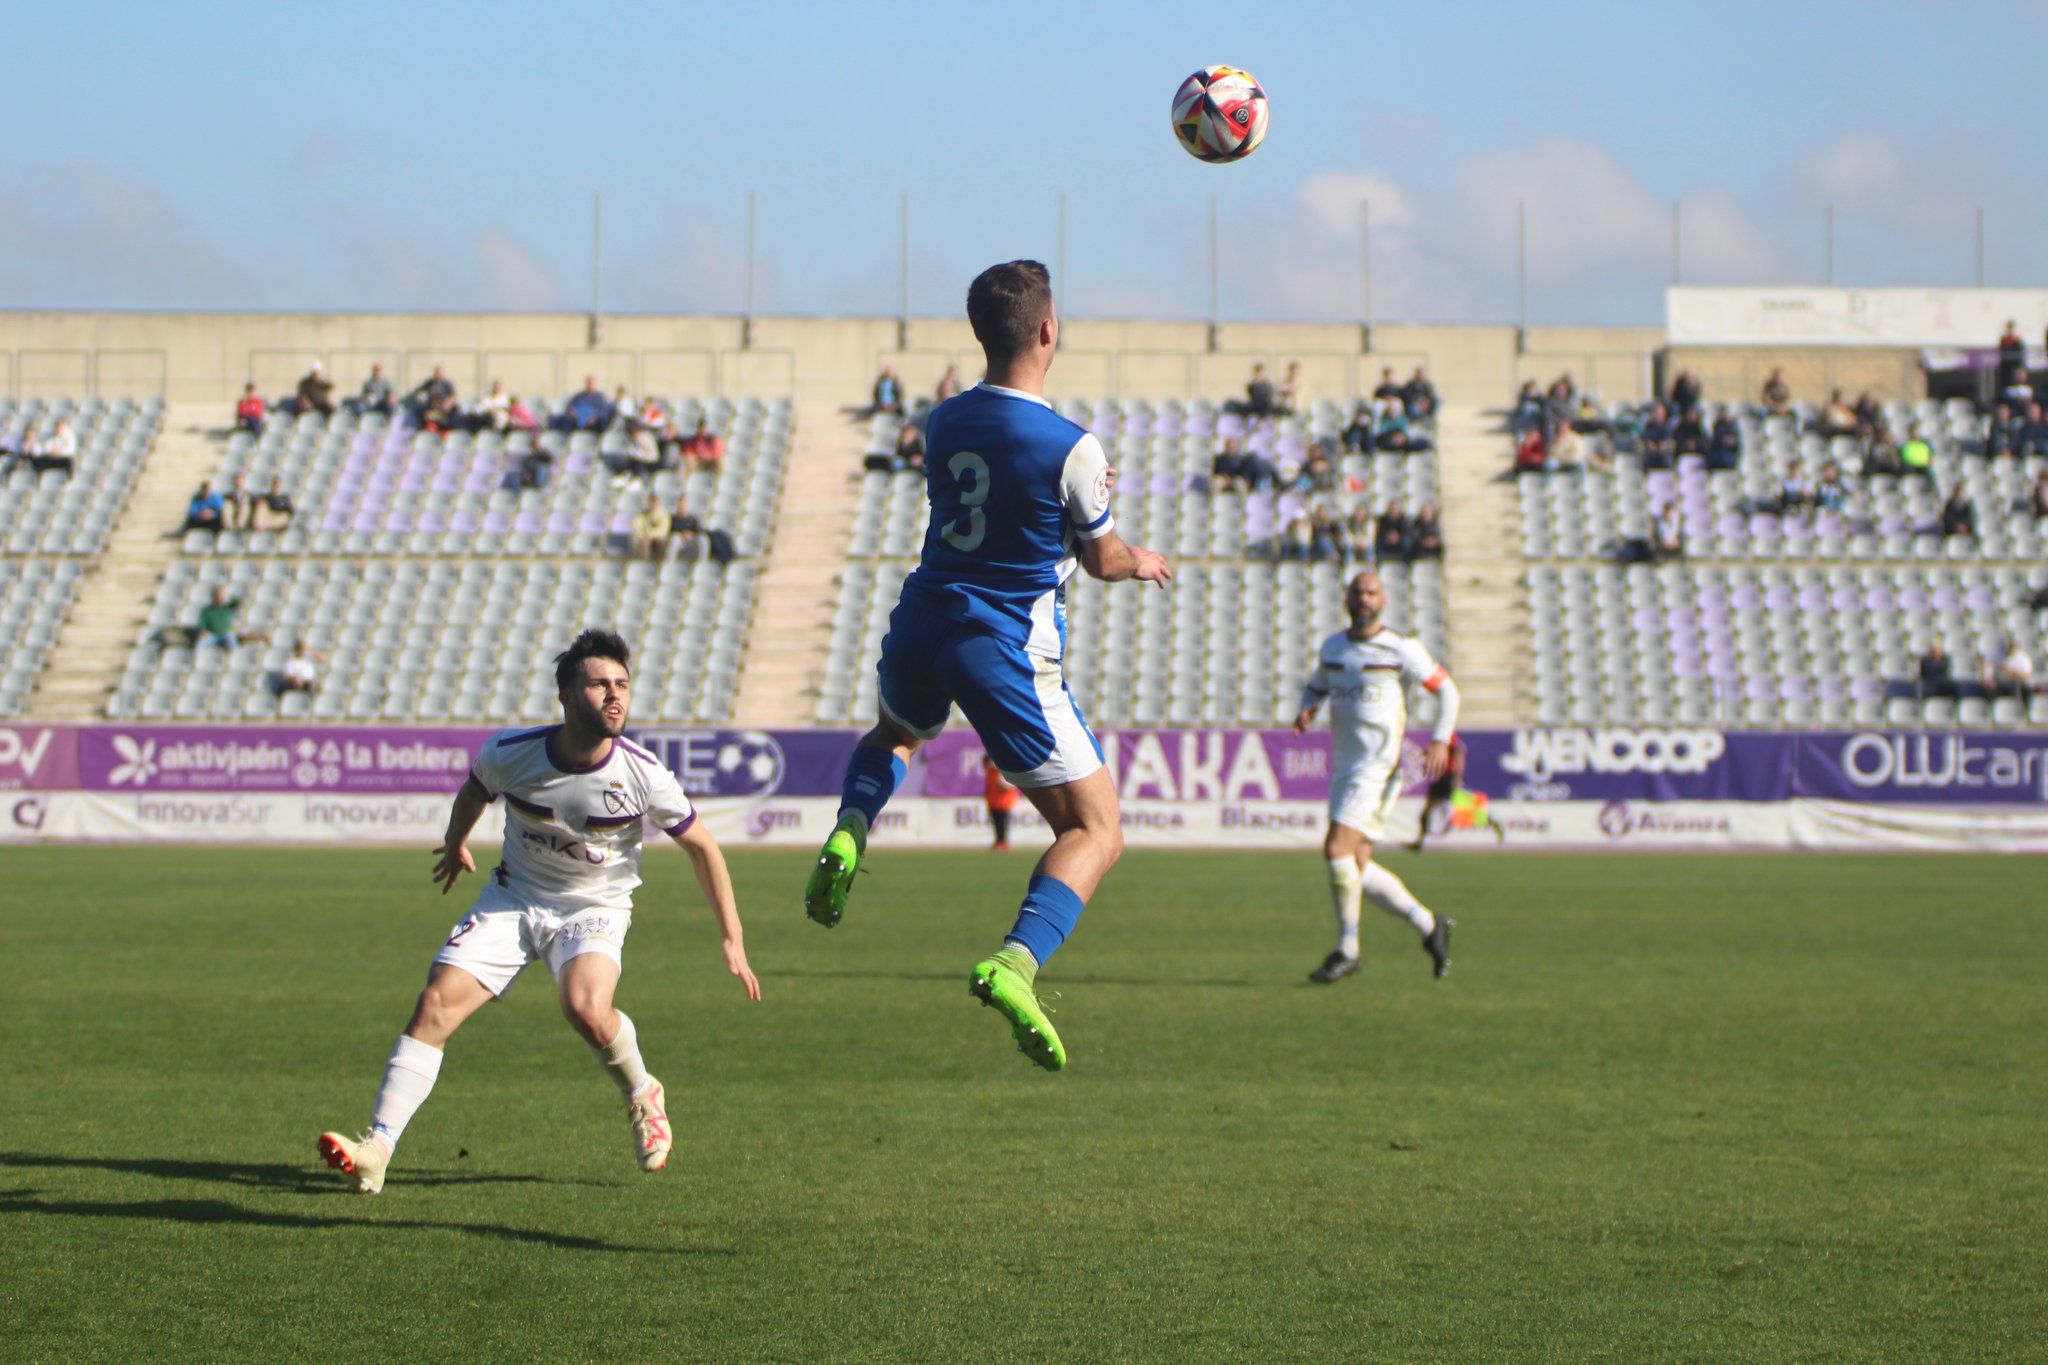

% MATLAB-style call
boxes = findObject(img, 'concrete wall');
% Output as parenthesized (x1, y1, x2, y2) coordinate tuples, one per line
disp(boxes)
(0, 309, 1867, 409)
(1663, 344, 1926, 406)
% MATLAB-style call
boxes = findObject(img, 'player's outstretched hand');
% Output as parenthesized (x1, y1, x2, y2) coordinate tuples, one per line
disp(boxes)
(1133, 545, 1173, 589)
(1422, 740, 1451, 780)
(431, 840, 475, 894)
(1291, 707, 1317, 735)
(724, 940, 762, 1001)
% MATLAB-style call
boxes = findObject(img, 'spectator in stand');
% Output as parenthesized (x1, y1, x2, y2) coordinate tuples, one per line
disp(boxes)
(1402, 366, 1438, 420)
(1939, 486, 1977, 541)
(1707, 410, 1741, 471)
(1510, 380, 1545, 437)
(685, 419, 725, 474)
(560, 376, 612, 432)
(234, 383, 267, 438)
(1342, 503, 1374, 561)
(408, 366, 458, 432)
(1778, 462, 1814, 516)
(1374, 403, 1414, 454)
(2031, 469, 2048, 522)
(1981, 638, 2035, 699)
(894, 421, 926, 473)
(617, 425, 660, 484)
(223, 473, 256, 529)
(1916, 640, 1959, 700)
(609, 385, 635, 433)
(1852, 392, 1882, 439)
(1374, 499, 1410, 563)
(1514, 425, 1548, 475)
(294, 362, 335, 419)
(1307, 502, 1343, 560)
(1668, 369, 1702, 413)
(1292, 441, 1337, 493)
(1761, 368, 1792, 416)
(629, 495, 672, 559)
(871, 366, 904, 417)
(2019, 402, 2048, 458)
(507, 395, 541, 433)
(1549, 420, 1600, 474)
(1372, 367, 1402, 403)
(1996, 319, 2028, 395)
(518, 437, 552, 491)
(255, 476, 295, 531)
(1986, 402, 2018, 458)
(1672, 404, 1707, 457)
(1211, 436, 1246, 491)
(1408, 503, 1444, 560)
(1815, 462, 1850, 514)
(671, 495, 737, 565)
(1653, 503, 1684, 562)
(1816, 388, 1858, 438)
(472, 380, 511, 433)
(356, 363, 394, 417)
(1898, 426, 1935, 479)
(634, 393, 667, 435)
(1228, 363, 1276, 418)
(1639, 402, 1676, 470)
(1341, 400, 1376, 454)
(934, 364, 963, 404)
(1570, 392, 1608, 436)
(1278, 362, 1303, 415)
(184, 481, 226, 534)
(195, 586, 266, 650)
(1279, 512, 1314, 562)
(278, 640, 323, 696)
(30, 417, 77, 476)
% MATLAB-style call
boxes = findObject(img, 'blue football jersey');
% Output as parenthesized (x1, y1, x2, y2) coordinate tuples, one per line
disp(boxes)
(898, 384, 1116, 658)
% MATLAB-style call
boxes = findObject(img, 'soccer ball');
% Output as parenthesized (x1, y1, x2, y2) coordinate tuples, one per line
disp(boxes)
(712, 730, 785, 796)
(1171, 65, 1270, 163)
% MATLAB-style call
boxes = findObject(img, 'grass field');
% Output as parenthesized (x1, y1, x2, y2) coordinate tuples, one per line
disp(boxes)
(1, 846, 2043, 1361)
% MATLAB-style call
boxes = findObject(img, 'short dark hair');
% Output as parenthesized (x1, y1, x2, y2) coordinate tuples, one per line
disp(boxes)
(555, 629, 631, 690)
(966, 260, 1053, 364)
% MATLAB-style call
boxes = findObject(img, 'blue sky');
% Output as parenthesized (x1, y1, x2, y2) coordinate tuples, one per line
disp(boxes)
(3, 0, 2043, 323)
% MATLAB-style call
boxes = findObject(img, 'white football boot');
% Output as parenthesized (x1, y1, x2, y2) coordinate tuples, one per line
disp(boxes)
(627, 1078, 672, 1172)
(317, 1130, 392, 1194)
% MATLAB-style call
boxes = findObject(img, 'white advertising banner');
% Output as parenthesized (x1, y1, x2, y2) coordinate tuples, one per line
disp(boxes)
(1786, 799, 2048, 853)
(1666, 287, 2048, 347)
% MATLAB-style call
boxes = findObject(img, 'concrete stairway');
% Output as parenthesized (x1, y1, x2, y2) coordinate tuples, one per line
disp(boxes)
(735, 404, 870, 726)
(1433, 405, 1529, 726)
(26, 404, 221, 722)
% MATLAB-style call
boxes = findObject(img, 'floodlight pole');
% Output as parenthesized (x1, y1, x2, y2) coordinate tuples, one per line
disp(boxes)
(1974, 205, 1984, 287)
(1360, 197, 1372, 354)
(589, 190, 602, 348)
(1515, 199, 1528, 354)
(898, 191, 911, 351)
(1207, 194, 1219, 352)
(1825, 204, 1835, 287)
(1057, 193, 1067, 321)
(743, 189, 757, 351)
(1671, 201, 1681, 286)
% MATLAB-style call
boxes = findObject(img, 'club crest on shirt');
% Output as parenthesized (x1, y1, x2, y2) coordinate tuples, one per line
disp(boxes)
(603, 787, 629, 815)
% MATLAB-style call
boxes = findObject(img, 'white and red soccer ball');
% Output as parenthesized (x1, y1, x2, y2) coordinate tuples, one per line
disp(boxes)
(1171, 65, 1270, 163)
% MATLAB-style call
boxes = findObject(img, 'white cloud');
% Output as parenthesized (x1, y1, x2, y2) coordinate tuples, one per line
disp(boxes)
(0, 160, 258, 306)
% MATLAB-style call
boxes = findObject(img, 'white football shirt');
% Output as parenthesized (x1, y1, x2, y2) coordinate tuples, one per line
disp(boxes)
(469, 725, 695, 913)
(1299, 626, 1456, 771)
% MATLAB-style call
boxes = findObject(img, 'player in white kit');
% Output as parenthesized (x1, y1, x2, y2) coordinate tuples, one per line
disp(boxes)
(1292, 570, 1459, 984)
(317, 630, 760, 1193)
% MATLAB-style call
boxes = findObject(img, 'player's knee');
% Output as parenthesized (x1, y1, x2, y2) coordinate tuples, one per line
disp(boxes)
(1088, 818, 1125, 867)
(411, 983, 462, 1034)
(560, 992, 613, 1043)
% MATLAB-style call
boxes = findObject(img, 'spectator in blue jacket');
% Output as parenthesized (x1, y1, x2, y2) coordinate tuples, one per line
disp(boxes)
(561, 376, 615, 432)
(184, 481, 226, 534)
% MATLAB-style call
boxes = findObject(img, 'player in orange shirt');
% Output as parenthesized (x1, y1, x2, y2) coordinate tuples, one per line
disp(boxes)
(984, 756, 1021, 851)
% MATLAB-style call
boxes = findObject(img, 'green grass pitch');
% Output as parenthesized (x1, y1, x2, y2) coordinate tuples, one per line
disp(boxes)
(1, 846, 2043, 1360)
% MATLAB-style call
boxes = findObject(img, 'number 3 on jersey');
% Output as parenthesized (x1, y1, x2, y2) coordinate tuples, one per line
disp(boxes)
(940, 451, 991, 553)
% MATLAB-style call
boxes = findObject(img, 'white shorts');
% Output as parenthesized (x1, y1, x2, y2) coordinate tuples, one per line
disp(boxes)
(433, 880, 630, 998)
(1329, 751, 1405, 843)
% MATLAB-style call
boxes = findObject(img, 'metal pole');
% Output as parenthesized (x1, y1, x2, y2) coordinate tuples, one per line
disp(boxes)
(743, 190, 757, 350)
(1825, 204, 1835, 287)
(1974, 205, 1984, 287)
(1056, 193, 1067, 320)
(898, 191, 910, 349)
(1208, 194, 1219, 351)
(1516, 199, 1528, 347)
(1671, 201, 1681, 286)
(1361, 197, 1372, 345)
(589, 190, 602, 348)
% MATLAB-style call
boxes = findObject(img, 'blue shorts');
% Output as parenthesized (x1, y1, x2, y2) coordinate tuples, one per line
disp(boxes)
(876, 604, 1103, 789)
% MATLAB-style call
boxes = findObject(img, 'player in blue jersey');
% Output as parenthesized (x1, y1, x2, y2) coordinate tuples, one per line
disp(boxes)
(804, 260, 1172, 1071)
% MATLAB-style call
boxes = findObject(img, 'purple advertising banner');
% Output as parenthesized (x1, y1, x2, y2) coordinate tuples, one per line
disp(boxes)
(78, 726, 491, 794)
(923, 728, 1344, 801)
(0, 725, 81, 791)
(1462, 728, 1794, 803)
(1793, 730, 2048, 805)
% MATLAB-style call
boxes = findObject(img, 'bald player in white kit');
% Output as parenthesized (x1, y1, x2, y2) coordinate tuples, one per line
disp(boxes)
(317, 629, 760, 1193)
(1292, 570, 1458, 983)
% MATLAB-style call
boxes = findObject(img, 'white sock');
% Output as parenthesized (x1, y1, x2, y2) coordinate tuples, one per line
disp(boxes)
(594, 1011, 652, 1096)
(368, 1035, 443, 1152)
(1360, 859, 1436, 936)
(1326, 857, 1363, 959)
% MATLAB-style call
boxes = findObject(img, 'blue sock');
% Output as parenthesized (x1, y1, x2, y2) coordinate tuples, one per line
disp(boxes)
(838, 748, 905, 829)
(1004, 874, 1085, 967)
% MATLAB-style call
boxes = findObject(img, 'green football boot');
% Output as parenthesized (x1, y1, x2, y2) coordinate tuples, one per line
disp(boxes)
(969, 954, 1067, 1072)
(803, 815, 864, 928)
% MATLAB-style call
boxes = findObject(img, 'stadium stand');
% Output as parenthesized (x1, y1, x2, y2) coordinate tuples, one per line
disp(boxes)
(1, 397, 161, 556)
(0, 560, 86, 716)
(817, 398, 1450, 727)
(1512, 383, 2048, 726)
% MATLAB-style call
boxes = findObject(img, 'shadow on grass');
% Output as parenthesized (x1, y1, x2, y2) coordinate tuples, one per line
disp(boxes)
(0, 1191, 730, 1255)
(0, 1152, 609, 1194)
(767, 966, 1268, 990)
